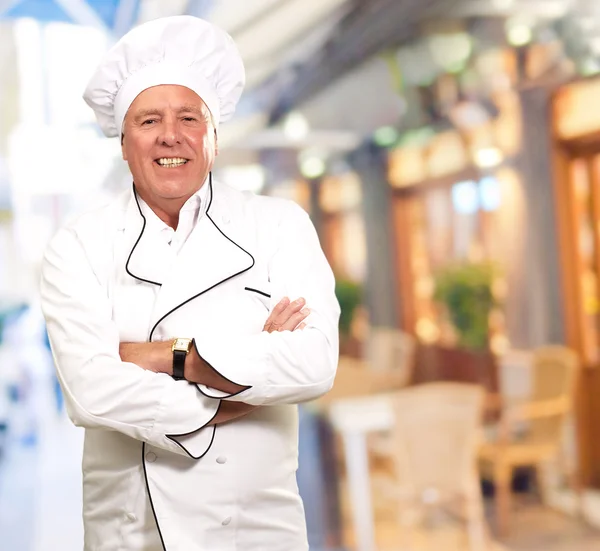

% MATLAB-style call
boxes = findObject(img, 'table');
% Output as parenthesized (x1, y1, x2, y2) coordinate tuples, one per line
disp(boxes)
(327, 393, 397, 551)
(325, 389, 500, 551)
(320, 349, 507, 550)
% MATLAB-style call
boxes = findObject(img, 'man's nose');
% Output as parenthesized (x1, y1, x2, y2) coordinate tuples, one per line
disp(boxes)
(158, 120, 181, 146)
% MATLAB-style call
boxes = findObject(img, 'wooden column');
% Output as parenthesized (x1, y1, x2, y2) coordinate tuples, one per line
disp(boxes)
(514, 86, 566, 347)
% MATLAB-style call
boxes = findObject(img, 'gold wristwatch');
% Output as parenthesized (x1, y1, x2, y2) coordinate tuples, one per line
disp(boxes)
(171, 338, 194, 381)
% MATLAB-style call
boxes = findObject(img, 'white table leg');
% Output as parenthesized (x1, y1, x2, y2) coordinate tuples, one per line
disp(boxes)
(342, 431, 376, 551)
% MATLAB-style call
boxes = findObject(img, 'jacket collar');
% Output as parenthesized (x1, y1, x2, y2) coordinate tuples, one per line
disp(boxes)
(122, 174, 255, 334)
(136, 176, 210, 236)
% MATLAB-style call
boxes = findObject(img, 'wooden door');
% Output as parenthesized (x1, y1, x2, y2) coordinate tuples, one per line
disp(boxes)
(554, 144, 600, 486)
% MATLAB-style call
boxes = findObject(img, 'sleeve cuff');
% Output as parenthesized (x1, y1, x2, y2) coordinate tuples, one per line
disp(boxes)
(193, 339, 256, 400)
(148, 377, 222, 458)
(165, 399, 222, 459)
(196, 383, 249, 400)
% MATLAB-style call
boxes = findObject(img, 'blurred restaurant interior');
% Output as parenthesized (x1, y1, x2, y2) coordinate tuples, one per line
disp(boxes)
(6, 0, 600, 550)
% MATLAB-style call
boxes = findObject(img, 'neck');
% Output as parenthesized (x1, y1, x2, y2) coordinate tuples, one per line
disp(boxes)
(154, 205, 180, 230)
(136, 191, 185, 230)
(134, 174, 210, 230)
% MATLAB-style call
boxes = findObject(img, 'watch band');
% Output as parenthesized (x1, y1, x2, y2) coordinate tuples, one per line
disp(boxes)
(172, 348, 187, 381)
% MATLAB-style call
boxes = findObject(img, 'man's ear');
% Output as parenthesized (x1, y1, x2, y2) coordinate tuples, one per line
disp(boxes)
(121, 133, 127, 161)
(214, 128, 219, 156)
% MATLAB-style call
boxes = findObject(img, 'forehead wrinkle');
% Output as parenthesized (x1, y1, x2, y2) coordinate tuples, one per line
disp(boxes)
(177, 104, 205, 115)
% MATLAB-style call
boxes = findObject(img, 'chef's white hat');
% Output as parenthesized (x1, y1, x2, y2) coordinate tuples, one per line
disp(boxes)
(83, 15, 245, 138)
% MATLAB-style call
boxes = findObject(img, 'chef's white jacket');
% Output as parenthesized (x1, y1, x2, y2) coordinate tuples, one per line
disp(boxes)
(40, 177, 340, 551)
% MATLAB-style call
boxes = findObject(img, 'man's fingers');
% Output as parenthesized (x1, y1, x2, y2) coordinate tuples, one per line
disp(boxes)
(280, 298, 305, 318)
(270, 297, 290, 317)
(274, 299, 306, 331)
(263, 297, 290, 332)
(278, 308, 310, 332)
(263, 298, 309, 333)
(296, 322, 307, 331)
(265, 297, 290, 324)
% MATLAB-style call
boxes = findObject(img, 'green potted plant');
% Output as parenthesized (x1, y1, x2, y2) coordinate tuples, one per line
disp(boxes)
(433, 262, 500, 351)
(334, 278, 363, 354)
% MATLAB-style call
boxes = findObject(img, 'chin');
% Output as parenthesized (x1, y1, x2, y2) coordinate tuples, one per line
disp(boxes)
(152, 181, 197, 199)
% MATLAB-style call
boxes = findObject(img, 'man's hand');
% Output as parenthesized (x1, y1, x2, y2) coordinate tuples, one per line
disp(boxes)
(263, 297, 310, 333)
(204, 300, 310, 425)
(185, 297, 310, 388)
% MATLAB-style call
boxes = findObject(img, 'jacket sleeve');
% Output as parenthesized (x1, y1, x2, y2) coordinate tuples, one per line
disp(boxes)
(195, 201, 341, 406)
(40, 227, 220, 459)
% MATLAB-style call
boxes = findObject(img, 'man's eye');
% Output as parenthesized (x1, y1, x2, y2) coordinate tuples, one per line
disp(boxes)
(183, 117, 196, 122)
(142, 119, 157, 125)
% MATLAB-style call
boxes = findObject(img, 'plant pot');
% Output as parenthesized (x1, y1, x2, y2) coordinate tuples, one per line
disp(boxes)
(339, 334, 362, 358)
(412, 343, 499, 393)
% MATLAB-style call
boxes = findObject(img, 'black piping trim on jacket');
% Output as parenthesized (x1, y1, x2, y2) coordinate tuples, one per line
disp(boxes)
(126, 184, 163, 287)
(147, 174, 256, 342)
(165, 399, 222, 459)
(244, 286, 271, 298)
(142, 173, 255, 551)
(193, 332, 250, 399)
(142, 442, 167, 551)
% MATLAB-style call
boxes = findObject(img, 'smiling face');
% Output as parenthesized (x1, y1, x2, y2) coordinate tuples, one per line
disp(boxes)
(122, 84, 218, 213)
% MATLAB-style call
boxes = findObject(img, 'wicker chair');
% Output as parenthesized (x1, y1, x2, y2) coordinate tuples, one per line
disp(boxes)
(387, 383, 492, 551)
(479, 345, 580, 536)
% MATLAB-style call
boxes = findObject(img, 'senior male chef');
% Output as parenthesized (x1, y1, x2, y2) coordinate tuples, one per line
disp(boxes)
(40, 15, 340, 551)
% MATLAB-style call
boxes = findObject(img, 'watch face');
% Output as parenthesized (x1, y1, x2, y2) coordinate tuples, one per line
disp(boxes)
(174, 338, 192, 352)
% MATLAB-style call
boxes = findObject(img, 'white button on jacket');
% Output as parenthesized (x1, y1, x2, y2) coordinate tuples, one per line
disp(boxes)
(40, 178, 340, 551)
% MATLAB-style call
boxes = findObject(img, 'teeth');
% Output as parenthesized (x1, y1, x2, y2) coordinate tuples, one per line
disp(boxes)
(157, 157, 187, 166)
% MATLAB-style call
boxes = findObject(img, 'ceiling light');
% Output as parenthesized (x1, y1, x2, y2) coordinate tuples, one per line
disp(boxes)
(298, 149, 327, 179)
(299, 157, 326, 179)
(474, 147, 503, 169)
(373, 126, 399, 147)
(428, 32, 473, 73)
(283, 111, 309, 142)
(506, 18, 533, 47)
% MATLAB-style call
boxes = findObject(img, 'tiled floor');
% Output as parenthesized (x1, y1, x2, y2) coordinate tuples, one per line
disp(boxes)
(338, 475, 600, 551)
(340, 500, 600, 551)
(499, 502, 600, 551)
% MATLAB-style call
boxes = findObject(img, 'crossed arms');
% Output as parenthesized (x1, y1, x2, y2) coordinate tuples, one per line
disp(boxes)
(40, 202, 340, 458)
(119, 296, 310, 426)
